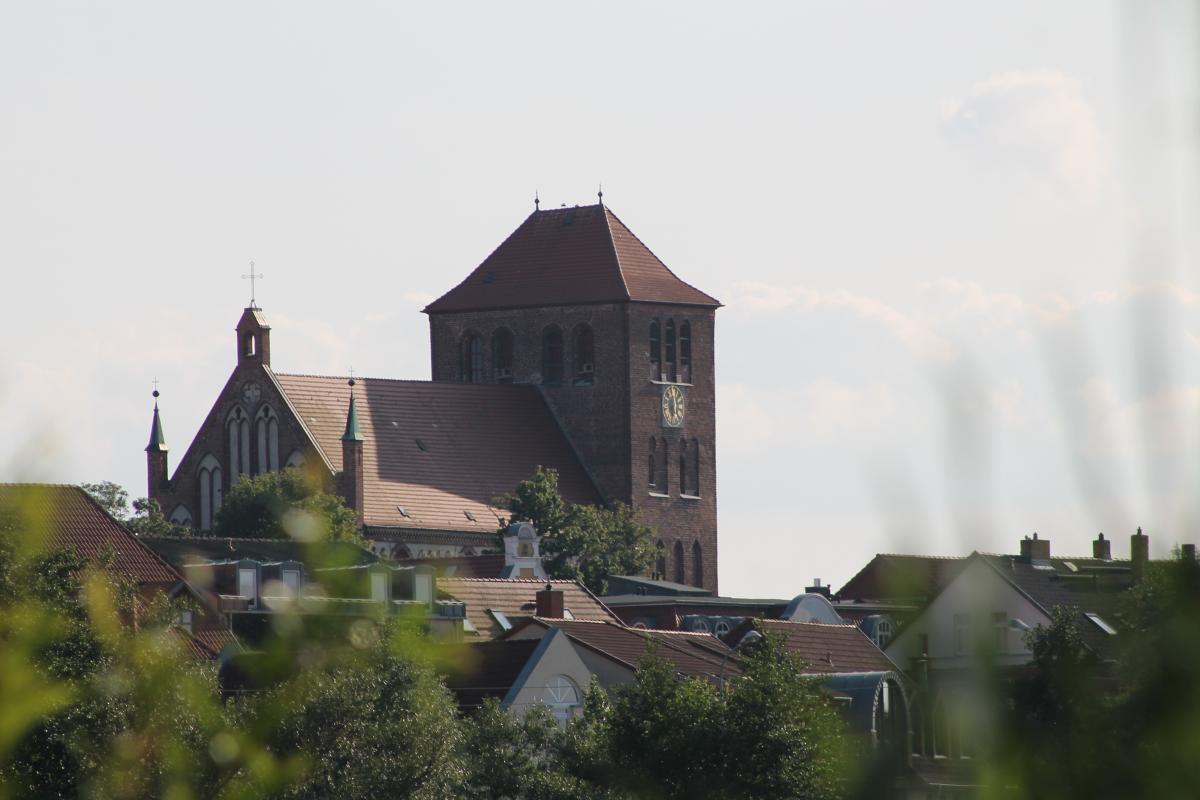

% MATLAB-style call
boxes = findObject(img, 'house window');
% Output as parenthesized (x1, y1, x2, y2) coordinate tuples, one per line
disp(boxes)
(953, 614, 968, 655)
(541, 327, 563, 386)
(992, 612, 1007, 652)
(692, 540, 703, 587)
(573, 324, 594, 386)
(282, 569, 301, 596)
(679, 321, 692, 382)
(543, 675, 582, 725)
(238, 568, 257, 606)
(664, 320, 677, 382)
(492, 329, 514, 383)
(460, 333, 484, 383)
(875, 618, 893, 648)
(714, 620, 731, 637)
(371, 572, 388, 602)
(673, 540, 685, 584)
(649, 321, 662, 380)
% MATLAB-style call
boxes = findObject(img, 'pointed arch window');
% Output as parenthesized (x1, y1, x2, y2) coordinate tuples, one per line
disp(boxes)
(678, 449, 687, 498)
(460, 333, 484, 383)
(255, 406, 280, 474)
(665, 320, 677, 382)
(690, 439, 701, 496)
(692, 541, 703, 587)
(649, 321, 662, 380)
(679, 321, 692, 383)
(541, 326, 563, 386)
(655, 541, 666, 580)
(226, 407, 250, 482)
(572, 324, 594, 386)
(648, 437, 658, 490)
(198, 454, 223, 531)
(673, 540, 685, 585)
(491, 329, 514, 383)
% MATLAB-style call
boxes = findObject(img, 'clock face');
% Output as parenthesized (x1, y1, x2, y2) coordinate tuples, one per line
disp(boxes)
(241, 382, 261, 405)
(661, 384, 686, 427)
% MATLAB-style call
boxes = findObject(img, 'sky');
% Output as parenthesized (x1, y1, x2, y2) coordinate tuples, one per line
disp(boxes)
(2, 1, 1198, 598)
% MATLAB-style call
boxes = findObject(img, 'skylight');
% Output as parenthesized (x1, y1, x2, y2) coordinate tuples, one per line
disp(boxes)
(1084, 612, 1117, 635)
(488, 609, 512, 631)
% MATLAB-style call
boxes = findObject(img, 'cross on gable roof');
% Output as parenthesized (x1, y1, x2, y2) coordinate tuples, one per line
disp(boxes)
(424, 204, 720, 314)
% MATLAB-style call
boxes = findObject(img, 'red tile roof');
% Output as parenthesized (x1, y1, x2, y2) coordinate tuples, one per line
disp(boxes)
(424, 205, 720, 313)
(272, 375, 602, 531)
(170, 627, 241, 660)
(399, 554, 507, 579)
(439, 578, 619, 639)
(751, 620, 899, 675)
(525, 618, 737, 679)
(0, 484, 180, 588)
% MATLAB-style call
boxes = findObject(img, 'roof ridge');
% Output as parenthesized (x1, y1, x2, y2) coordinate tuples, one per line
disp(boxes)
(602, 207, 720, 307)
(274, 372, 533, 388)
(600, 206, 633, 301)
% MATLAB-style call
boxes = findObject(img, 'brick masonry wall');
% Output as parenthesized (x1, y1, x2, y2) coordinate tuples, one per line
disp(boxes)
(428, 301, 719, 594)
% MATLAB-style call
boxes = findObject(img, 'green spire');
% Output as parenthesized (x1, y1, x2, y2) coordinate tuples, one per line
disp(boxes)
(342, 380, 362, 442)
(145, 391, 167, 452)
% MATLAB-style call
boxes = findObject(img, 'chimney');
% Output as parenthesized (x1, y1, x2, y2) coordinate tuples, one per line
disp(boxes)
(1182, 544, 1196, 563)
(1020, 533, 1050, 563)
(1092, 533, 1111, 561)
(1131, 527, 1149, 581)
(535, 583, 564, 618)
(340, 380, 365, 524)
(805, 578, 831, 598)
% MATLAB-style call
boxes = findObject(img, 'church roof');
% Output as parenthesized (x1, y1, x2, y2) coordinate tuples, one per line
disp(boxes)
(272, 374, 603, 532)
(424, 204, 720, 313)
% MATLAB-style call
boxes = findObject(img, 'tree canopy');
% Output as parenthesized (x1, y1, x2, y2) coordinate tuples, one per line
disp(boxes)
(214, 468, 363, 544)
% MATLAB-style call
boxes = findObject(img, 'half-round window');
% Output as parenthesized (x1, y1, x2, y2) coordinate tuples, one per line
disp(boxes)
(543, 675, 582, 724)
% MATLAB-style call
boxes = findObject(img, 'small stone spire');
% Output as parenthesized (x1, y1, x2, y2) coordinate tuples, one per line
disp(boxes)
(145, 387, 169, 501)
(340, 377, 365, 525)
(342, 378, 362, 442)
(145, 389, 167, 452)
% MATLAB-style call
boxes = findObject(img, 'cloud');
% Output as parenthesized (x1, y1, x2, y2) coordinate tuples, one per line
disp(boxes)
(730, 281, 958, 362)
(941, 70, 1104, 202)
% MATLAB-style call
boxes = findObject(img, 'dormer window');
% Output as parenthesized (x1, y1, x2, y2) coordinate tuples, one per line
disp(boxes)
(238, 567, 257, 608)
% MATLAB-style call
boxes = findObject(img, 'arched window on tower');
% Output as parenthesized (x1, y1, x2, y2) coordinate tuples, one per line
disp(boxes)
(460, 333, 484, 383)
(692, 541, 703, 587)
(244, 332, 257, 357)
(492, 329, 514, 383)
(673, 540, 685, 584)
(648, 437, 658, 491)
(255, 406, 279, 474)
(680, 321, 692, 383)
(226, 407, 250, 482)
(573, 324, 594, 386)
(541, 326, 563, 386)
(665, 320, 677, 382)
(197, 454, 223, 531)
(681, 441, 691, 496)
(649, 321, 662, 380)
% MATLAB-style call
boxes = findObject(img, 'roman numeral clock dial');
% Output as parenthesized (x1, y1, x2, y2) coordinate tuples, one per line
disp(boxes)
(661, 384, 686, 428)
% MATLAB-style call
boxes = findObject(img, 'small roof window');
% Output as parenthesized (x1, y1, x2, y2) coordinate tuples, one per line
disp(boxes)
(1084, 612, 1117, 635)
(488, 609, 512, 631)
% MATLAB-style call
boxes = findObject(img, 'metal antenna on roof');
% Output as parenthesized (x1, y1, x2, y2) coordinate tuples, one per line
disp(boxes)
(534, 190, 540, 211)
(597, 183, 603, 206)
(241, 261, 264, 308)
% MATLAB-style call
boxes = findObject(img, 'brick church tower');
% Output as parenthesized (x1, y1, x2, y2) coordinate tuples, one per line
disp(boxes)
(424, 203, 722, 592)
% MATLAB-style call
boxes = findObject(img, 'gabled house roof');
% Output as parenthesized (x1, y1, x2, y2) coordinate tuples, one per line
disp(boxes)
(836, 553, 964, 603)
(440, 638, 542, 711)
(745, 619, 900, 675)
(514, 618, 738, 679)
(439, 578, 620, 639)
(424, 204, 720, 313)
(272, 374, 603, 532)
(0, 484, 180, 588)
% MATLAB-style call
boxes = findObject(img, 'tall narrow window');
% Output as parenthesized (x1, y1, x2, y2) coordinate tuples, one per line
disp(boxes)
(255, 406, 279, 474)
(460, 333, 484, 383)
(649, 321, 662, 380)
(679, 321, 692, 383)
(573, 324, 594, 386)
(673, 540, 685, 584)
(665, 320, 677, 382)
(542, 327, 563, 386)
(492, 329, 514, 383)
(692, 541, 703, 587)
(244, 332, 256, 357)
(655, 541, 666, 579)
(657, 439, 669, 493)
(678, 450, 687, 496)
(226, 407, 250, 482)
(690, 439, 701, 495)
(198, 454, 223, 531)
(648, 437, 658, 490)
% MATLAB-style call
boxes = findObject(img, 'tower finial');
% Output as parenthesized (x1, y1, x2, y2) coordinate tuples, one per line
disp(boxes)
(146, 384, 167, 452)
(342, 372, 362, 443)
(534, 190, 540, 211)
(597, 183, 603, 205)
(241, 261, 264, 308)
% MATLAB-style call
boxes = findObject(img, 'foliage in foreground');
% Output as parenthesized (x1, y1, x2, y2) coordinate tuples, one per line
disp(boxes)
(213, 468, 364, 545)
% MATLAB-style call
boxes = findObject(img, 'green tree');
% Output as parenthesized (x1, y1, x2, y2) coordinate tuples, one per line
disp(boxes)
(215, 468, 362, 544)
(81, 481, 190, 537)
(497, 468, 655, 595)
(80, 481, 130, 520)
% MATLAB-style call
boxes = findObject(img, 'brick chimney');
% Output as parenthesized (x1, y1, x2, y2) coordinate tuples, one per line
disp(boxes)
(1131, 527, 1149, 581)
(1020, 533, 1050, 563)
(535, 583, 564, 618)
(340, 380, 364, 524)
(1092, 533, 1111, 561)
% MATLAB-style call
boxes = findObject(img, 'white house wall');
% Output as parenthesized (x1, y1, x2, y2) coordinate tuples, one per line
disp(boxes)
(503, 628, 594, 720)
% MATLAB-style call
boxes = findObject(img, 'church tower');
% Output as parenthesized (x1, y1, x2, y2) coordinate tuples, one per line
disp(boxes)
(424, 202, 722, 592)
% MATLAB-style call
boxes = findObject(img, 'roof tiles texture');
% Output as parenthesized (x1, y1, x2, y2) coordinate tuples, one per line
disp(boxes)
(273, 375, 602, 531)
(531, 619, 736, 678)
(424, 205, 719, 313)
(0, 485, 180, 587)
(439, 578, 619, 639)
(753, 620, 899, 675)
